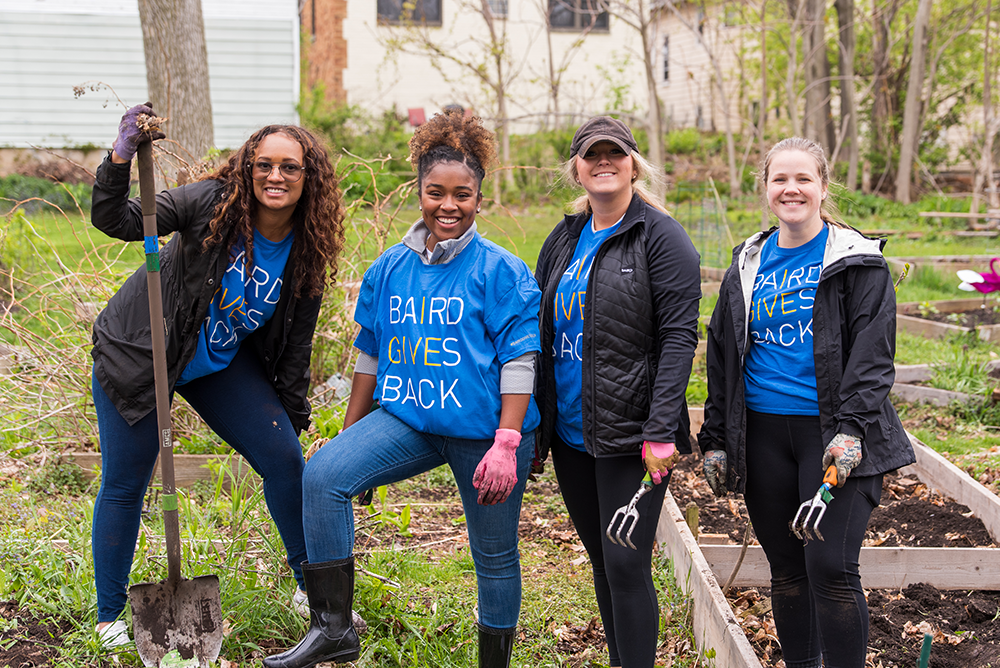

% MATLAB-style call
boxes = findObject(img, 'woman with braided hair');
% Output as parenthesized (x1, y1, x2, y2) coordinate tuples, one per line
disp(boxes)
(263, 110, 541, 668)
(89, 104, 346, 647)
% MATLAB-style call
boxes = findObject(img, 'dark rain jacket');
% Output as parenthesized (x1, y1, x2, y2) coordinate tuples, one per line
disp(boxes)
(90, 154, 321, 434)
(697, 225, 915, 494)
(535, 193, 702, 459)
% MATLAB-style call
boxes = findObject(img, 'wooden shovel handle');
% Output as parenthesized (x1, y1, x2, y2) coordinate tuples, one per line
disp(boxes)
(137, 141, 182, 585)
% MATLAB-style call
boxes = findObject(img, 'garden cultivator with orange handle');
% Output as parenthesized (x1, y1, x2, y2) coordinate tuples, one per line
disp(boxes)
(790, 465, 838, 543)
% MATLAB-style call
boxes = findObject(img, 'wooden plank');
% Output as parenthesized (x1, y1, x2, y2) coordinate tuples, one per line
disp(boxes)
(701, 281, 722, 296)
(890, 383, 973, 406)
(902, 434, 1000, 543)
(918, 211, 999, 219)
(67, 452, 259, 492)
(894, 364, 933, 384)
(700, 545, 1000, 590)
(896, 313, 971, 339)
(656, 490, 762, 668)
(898, 298, 987, 315)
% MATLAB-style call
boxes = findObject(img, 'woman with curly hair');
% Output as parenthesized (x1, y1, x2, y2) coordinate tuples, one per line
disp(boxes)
(263, 110, 541, 668)
(89, 104, 345, 647)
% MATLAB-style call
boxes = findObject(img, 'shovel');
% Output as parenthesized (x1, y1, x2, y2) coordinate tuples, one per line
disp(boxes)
(790, 465, 838, 544)
(605, 472, 654, 549)
(127, 138, 223, 667)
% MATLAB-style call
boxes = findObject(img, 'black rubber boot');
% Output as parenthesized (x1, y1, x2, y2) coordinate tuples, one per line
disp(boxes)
(477, 622, 515, 668)
(263, 558, 361, 668)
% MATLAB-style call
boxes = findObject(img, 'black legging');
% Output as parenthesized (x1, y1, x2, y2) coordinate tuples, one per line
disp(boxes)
(744, 410, 882, 668)
(551, 437, 669, 668)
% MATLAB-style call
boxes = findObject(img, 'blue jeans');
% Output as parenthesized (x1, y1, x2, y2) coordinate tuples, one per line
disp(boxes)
(302, 408, 533, 630)
(91, 344, 308, 622)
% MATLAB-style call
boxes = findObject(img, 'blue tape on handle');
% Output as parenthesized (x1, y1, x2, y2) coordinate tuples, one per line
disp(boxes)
(144, 236, 159, 254)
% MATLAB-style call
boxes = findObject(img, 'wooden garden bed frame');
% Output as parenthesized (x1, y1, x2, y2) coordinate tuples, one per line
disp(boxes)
(654, 429, 1000, 666)
(897, 298, 1000, 342)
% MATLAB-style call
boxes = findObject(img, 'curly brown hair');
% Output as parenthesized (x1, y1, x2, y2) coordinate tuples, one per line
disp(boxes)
(408, 110, 497, 193)
(200, 125, 345, 298)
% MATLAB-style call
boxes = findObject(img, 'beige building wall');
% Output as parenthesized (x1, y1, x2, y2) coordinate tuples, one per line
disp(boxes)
(341, 0, 653, 133)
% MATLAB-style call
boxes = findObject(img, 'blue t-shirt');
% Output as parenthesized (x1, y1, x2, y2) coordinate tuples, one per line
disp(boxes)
(177, 229, 294, 385)
(353, 233, 542, 439)
(552, 216, 621, 450)
(744, 225, 828, 415)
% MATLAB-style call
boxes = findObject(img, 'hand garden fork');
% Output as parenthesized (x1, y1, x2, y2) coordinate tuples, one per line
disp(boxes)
(606, 473, 654, 549)
(790, 465, 838, 543)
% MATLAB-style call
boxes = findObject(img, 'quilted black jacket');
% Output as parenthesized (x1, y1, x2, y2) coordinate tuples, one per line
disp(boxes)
(90, 154, 321, 434)
(535, 194, 702, 459)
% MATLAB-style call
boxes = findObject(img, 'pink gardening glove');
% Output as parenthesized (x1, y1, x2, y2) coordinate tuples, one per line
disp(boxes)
(642, 441, 678, 484)
(472, 428, 521, 505)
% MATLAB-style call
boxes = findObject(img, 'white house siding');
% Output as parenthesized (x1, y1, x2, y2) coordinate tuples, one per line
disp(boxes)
(0, 0, 300, 150)
(655, 6, 744, 134)
(342, 0, 652, 133)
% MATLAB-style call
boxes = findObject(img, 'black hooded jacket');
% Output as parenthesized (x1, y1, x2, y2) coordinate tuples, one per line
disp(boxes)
(697, 225, 915, 494)
(535, 194, 701, 459)
(90, 154, 321, 434)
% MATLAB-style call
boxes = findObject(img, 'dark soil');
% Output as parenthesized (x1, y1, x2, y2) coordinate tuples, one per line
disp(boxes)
(0, 600, 76, 668)
(670, 452, 1000, 667)
(915, 306, 1000, 328)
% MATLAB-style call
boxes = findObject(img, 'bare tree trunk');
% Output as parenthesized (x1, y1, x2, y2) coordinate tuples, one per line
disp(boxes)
(639, 0, 666, 201)
(982, 0, 999, 210)
(481, 1, 514, 198)
(802, 0, 834, 151)
(785, 0, 805, 134)
(835, 0, 859, 189)
(871, 0, 900, 181)
(895, 0, 933, 203)
(137, 0, 214, 163)
(760, 0, 770, 230)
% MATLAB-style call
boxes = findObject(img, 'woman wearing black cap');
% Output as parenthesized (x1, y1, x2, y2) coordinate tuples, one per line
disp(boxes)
(533, 117, 701, 667)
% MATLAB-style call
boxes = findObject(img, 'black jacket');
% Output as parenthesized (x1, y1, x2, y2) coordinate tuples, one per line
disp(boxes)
(535, 194, 701, 459)
(697, 225, 915, 494)
(90, 154, 321, 434)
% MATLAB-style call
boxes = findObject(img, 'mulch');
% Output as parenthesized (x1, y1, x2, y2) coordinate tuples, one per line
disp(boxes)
(914, 307, 1000, 328)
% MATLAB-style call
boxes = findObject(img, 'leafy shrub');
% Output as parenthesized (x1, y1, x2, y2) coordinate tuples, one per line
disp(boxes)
(665, 128, 701, 155)
(0, 175, 91, 215)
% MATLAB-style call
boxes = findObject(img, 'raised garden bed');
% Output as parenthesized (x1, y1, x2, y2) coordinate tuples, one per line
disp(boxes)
(657, 428, 1000, 667)
(898, 298, 1000, 342)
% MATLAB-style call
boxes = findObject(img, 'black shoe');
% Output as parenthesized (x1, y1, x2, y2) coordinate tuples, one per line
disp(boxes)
(477, 622, 515, 668)
(263, 558, 361, 668)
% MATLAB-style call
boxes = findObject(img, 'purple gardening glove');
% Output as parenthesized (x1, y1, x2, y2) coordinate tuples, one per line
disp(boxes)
(642, 441, 678, 484)
(822, 433, 863, 488)
(112, 102, 165, 161)
(703, 449, 728, 497)
(473, 428, 521, 505)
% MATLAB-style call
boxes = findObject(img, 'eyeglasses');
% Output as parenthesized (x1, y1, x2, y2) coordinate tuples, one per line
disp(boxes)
(250, 161, 305, 182)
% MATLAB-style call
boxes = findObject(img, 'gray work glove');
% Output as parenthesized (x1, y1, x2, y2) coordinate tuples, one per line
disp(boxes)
(112, 102, 164, 161)
(702, 449, 728, 497)
(822, 433, 862, 488)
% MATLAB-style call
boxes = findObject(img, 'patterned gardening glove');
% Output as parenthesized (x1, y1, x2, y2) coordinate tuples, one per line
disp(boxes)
(473, 428, 521, 505)
(703, 450, 728, 497)
(642, 441, 678, 484)
(112, 102, 165, 161)
(822, 433, 863, 488)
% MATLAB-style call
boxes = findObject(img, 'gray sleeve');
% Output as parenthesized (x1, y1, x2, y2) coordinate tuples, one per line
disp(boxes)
(354, 350, 379, 376)
(500, 352, 535, 394)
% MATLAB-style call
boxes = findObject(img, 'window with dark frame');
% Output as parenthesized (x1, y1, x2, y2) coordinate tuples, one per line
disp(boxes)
(548, 0, 609, 31)
(662, 35, 669, 82)
(377, 0, 443, 26)
(487, 0, 508, 17)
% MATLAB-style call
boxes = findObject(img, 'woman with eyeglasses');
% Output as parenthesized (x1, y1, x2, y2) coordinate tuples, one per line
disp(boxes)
(88, 104, 345, 648)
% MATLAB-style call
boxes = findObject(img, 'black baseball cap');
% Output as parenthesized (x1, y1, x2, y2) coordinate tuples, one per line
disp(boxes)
(569, 116, 639, 158)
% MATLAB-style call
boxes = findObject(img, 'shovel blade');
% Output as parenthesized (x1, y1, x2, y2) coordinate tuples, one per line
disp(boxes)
(129, 575, 223, 668)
